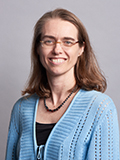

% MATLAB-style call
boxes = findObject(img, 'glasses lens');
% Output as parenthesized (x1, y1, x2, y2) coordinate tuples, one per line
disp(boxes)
(41, 38, 54, 48)
(62, 40, 76, 47)
(41, 38, 79, 49)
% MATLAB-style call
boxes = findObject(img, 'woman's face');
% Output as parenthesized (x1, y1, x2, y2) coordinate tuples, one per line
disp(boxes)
(38, 18, 84, 78)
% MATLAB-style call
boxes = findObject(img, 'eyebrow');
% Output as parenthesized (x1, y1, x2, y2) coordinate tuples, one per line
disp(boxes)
(42, 35, 76, 41)
(42, 35, 55, 39)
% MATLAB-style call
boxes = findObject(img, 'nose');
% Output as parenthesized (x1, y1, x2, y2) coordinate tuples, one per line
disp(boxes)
(53, 42, 63, 54)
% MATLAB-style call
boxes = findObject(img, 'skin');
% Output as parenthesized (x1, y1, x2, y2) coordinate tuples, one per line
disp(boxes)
(36, 18, 84, 123)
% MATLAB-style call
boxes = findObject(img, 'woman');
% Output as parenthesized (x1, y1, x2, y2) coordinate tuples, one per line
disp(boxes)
(6, 8, 119, 160)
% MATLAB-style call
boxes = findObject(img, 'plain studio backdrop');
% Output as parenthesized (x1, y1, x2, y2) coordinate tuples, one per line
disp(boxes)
(0, 0, 120, 159)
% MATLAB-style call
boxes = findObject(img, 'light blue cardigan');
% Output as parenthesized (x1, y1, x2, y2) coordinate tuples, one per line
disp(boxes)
(5, 89, 119, 160)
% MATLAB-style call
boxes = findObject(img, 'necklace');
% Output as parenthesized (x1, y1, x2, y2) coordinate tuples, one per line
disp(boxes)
(44, 86, 77, 112)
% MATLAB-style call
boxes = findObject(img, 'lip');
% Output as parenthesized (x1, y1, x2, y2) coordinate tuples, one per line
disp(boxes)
(48, 57, 67, 65)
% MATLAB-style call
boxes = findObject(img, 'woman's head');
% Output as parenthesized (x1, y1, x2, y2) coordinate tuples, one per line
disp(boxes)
(33, 8, 89, 55)
(22, 8, 107, 97)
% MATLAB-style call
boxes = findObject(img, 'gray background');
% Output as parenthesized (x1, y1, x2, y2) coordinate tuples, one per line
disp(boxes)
(0, 0, 120, 159)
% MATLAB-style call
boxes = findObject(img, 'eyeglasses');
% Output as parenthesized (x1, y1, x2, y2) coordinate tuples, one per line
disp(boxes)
(40, 38, 79, 49)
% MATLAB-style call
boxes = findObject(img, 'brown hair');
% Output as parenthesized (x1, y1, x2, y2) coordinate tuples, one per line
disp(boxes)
(22, 8, 107, 97)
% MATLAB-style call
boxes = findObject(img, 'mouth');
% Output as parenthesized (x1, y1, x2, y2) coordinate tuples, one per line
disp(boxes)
(49, 58, 67, 64)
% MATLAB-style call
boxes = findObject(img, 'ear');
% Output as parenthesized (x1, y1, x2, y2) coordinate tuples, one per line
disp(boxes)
(78, 42, 85, 57)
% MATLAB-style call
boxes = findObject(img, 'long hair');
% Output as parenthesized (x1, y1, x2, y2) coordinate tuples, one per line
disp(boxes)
(22, 8, 107, 97)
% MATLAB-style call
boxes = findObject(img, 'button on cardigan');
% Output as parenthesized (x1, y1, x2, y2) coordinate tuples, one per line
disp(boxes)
(5, 89, 120, 160)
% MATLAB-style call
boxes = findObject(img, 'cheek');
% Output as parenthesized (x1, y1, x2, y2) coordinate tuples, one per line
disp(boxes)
(39, 54, 45, 66)
(38, 48, 45, 60)
(37, 47, 48, 67)
(39, 50, 49, 68)
(71, 48, 81, 59)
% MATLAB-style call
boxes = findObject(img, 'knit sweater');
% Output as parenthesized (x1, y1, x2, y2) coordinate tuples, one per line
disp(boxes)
(5, 89, 120, 160)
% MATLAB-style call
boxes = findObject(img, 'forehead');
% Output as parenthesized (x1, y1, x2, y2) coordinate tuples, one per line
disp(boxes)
(42, 18, 78, 39)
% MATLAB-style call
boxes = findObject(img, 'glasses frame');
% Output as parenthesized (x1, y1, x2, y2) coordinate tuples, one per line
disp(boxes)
(40, 39, 79, 49)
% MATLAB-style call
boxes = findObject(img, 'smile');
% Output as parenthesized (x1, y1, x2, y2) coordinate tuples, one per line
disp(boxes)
(49, 58, 66, 64)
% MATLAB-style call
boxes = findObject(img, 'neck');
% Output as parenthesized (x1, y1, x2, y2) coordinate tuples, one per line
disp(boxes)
(48, 75, 76, 94)
(46, 72, 76, 106)
(44, 85, 77, 112)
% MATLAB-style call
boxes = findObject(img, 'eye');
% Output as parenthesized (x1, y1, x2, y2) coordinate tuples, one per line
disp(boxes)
(44, 39, 54, 45)
(63, 40, 73, 46)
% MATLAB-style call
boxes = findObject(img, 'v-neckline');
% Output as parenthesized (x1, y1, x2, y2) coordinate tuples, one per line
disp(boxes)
(33, 89, 82, 157)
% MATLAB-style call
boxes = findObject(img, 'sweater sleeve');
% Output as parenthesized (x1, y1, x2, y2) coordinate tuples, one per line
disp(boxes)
(5, 99, 21, 160)
(86, 98, 120, 160)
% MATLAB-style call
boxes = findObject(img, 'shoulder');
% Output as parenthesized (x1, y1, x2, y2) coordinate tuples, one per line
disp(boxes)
(11, 94, 39, 114)
(80, 89, 116, 112)
(81, 89, 113, 101)
(79, 90, 118, 131)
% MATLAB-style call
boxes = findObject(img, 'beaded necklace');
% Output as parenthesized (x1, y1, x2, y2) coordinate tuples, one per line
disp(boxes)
(44, 86, 77, 112)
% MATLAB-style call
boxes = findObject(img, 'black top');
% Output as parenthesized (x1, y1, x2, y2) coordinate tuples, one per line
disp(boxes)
(36, 122, 56, 146)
